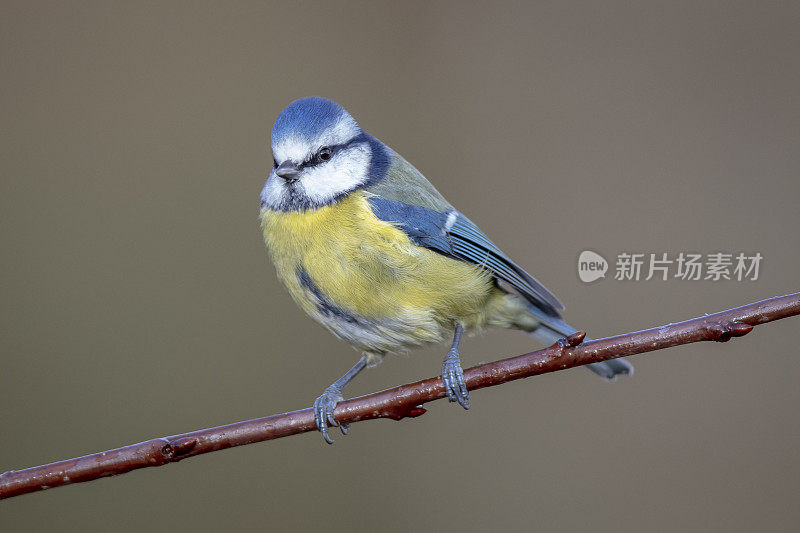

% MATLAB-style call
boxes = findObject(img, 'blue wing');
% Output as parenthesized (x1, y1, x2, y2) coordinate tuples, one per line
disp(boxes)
(367, 196, 564, 317)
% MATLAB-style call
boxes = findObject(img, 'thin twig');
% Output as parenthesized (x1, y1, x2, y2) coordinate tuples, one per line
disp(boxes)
(2, 293, 799, 500)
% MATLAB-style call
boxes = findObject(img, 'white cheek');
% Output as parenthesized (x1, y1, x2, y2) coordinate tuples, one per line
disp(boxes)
(299, 144, 371, 203)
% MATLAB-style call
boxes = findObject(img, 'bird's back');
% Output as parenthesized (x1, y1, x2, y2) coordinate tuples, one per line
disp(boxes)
(364, 149, 454, 212)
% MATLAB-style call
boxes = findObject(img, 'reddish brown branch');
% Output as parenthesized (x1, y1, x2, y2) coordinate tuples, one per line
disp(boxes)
(2, 293, 799, 500)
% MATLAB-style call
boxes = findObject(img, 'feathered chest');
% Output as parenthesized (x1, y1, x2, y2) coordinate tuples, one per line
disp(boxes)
(261, 192, 420, 316)
(261, 191, 412, 270)
(260, 191, 494, 333)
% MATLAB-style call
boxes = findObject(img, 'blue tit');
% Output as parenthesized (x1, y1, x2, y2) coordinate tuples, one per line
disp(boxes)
(260, 97, 632, 443)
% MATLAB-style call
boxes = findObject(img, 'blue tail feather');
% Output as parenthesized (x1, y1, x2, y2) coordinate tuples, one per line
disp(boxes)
(525, 305, 633, 381)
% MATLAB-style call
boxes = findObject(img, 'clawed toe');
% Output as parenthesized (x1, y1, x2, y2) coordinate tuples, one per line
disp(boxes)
(313, 387, 346, 444)
(442, 351, 470, 410)
(310, 356, 369, 444)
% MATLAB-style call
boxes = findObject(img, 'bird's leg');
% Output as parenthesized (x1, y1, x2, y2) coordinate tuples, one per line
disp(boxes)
(442, 324, 470, 409)
(313, 355, 368, 444)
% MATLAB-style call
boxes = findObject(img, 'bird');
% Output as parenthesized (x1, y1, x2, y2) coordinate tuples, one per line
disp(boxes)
(259, 97, 632, 443)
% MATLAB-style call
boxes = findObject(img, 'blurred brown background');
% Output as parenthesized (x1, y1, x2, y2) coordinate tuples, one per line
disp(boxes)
(2, 1, 798, 531)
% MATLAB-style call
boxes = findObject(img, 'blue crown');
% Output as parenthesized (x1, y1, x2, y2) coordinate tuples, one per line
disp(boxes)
(272, 97, 354, 143)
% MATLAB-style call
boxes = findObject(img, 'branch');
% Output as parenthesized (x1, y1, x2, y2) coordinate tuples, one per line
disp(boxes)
(2, 293, 799, 500)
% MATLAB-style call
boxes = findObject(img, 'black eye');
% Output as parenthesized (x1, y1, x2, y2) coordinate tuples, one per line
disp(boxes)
(273, 158, 278, 169)
(318, 147, 332, 161)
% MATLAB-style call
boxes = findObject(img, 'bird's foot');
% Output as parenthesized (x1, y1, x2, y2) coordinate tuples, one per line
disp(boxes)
(442, 349, 470, 409)
(313, 385, 349, 444)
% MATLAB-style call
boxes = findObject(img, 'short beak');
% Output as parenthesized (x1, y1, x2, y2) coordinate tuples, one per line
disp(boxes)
(275, 161, 301, 182)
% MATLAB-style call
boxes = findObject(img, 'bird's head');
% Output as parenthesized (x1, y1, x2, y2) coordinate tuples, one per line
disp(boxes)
(261, 97, 387, 211)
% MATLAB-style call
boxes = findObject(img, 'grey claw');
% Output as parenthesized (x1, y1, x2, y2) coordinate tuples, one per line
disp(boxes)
(313, 386, 344, 444)
(442, 351, 470, 410)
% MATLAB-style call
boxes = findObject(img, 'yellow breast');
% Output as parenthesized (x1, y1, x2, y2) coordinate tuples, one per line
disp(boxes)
(260, 192, 497, 351)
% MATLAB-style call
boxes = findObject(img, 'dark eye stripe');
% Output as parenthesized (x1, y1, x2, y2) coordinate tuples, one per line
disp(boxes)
(300, 137, 358, 168)
(291, 132, 370, 170)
